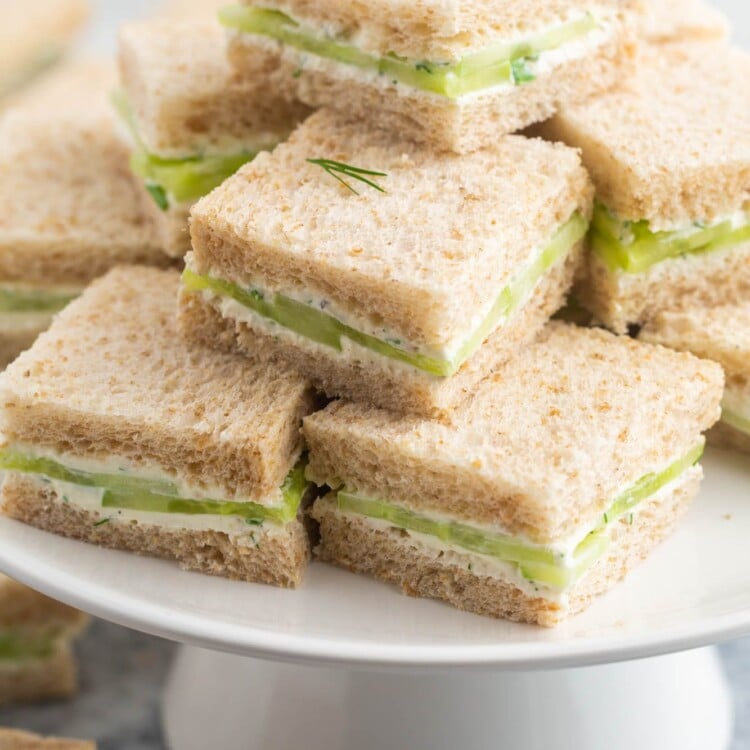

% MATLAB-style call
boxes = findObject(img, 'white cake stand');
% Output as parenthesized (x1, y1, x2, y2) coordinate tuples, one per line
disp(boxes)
(0, 447, 747, 750)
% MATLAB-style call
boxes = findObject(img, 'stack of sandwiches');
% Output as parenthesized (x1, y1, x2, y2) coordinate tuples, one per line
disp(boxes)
(0, 0, 744, 630)
(0, 0, 88, 101)
(0, 575, 87, 706)
(116, 18, 310, 256)
(0, 61, 170, 367)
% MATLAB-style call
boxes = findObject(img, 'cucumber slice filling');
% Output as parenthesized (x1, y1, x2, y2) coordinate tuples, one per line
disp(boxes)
(0, 448, 310, 526)
(0, 629, 58, 662)
(590, 203, 750, 274)
(722, 406, 750, 436)
(336, 442, 704, 590)
(219, 6, 600, 98)
(0, 286, 79, 314)
(112, 90, 269, 208)
(182, 212, 587, 378)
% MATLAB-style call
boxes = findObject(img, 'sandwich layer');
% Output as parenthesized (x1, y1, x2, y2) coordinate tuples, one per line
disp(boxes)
(328, 444, 702, 593)
(0, 62, 166, 285)
(2, 473, 311, 588)
(0, 642, 78, 706)
(180, 239, 580, 417)
(313, 466, 701, 626)
(640, 303, 750, 454)
(538, 43, 750, 227)
(226, 7, 635, 151)
(303, 323, 724, 543)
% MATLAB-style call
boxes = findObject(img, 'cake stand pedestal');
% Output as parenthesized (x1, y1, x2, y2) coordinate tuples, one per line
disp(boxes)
(162, 645, 732, 750)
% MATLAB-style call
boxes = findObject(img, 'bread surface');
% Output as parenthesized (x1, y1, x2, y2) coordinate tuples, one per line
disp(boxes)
(641, 0, 728, 43)
(304, 323, 723, 542)
(0, 267, 315, 500)
(0, 728, 94, 749)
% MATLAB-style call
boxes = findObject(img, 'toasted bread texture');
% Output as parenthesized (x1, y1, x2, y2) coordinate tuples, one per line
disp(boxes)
(0, 62, 168, 285)
(641, 0, 729, 43)
(577, 242, 750, 334)
(228, 5, 637, 152)
(0, 729, 94, 750)
(1, 473, 311, 588)
(180, 237, 581, 416)
(118, 20, 310, 158)
(0, 266, 315, 500)
(538, 43, 750, 226)
(0, 0, 88, 97)
(188, 108, 592, 344)
(304, 323, 723, 543)
(234, 0, 635, 60)
(313, 466, 701, 626)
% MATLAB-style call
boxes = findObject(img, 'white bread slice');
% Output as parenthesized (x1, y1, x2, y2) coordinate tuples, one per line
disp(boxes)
(313, 466, 701, 626)
(0, 266, 315, 500)
(227, 4, 637, 152)
(0, 62, 169, 286)
(0, 729, 94, 750)
(304, 323, 723, 544)
(640, 303, 750, 454)
(538, 42, 750, 226)
(578, 241, 750, 334)
(0, 0, 88, 98)
(118, 19, 310, 159)
(233, 0, 635, 61)
(641, 0, 729, 44)
(157, 0, 226, 19)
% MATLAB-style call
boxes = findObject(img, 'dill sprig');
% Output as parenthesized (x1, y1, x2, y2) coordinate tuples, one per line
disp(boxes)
(307, 158, 387, 195)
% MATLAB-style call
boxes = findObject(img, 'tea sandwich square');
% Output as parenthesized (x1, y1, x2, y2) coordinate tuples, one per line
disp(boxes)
(306, 324, 724, 626)
(180, 109, 593, 417)
(221, 0, 638, 153)
(641, 303, 750, 456)
(539, 43, 750, 333)
(0, 575, 88, 705)
(0, 62, 169, 368)
(0, 267, 316, 588)
(116, 18, 310, 257)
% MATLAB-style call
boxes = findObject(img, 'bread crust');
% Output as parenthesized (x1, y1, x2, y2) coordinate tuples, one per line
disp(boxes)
(180, 239, 580, 417)
(312, 467, 701, 626)
(2, 473, 311, 588)
(227, 16, 635, 152)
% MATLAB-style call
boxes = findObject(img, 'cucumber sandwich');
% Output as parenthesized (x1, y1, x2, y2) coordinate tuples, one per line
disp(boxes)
(538, 42, 750, 333)
(180, 109, 594, 417)
(0, 267, 318, 588)
(221, 0, 639, 152)
(0, 0, 88, 100)
(642, 303, 750, 457)
(305, 323, 724, 626)
(0, 574, 88, 705)
(116, 18, 310, 257)
(0, 61, 169, 367)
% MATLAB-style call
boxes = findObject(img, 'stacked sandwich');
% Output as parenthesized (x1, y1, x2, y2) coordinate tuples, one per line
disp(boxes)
(0, 576, 87, 706)
(0, 0, 741, 629)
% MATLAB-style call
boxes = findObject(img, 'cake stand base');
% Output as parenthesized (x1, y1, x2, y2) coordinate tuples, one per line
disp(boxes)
(162, 645, 733, 750)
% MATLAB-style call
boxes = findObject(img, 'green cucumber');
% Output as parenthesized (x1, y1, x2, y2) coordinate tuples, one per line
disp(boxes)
(0, 630, 56, 662)
(0, 448, 309, 525)
(591, 203, 750, 274)
(336, 443, 703, 589)
(722, 407, 750, 436)
(182, 212, 587, 378)
(0, 286, 78, 314)
(219, 6, 598, 98)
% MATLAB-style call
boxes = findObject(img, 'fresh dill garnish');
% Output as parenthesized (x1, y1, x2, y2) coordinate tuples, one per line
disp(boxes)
(93, 517, 112, 527)
(603, 512, 609, 524)
(307, 158, 387, 195)
(145, 183, 169, 211)
(510, 57, 536, 85)
(415, 61, 432, 74)
(245, 518, 263, 526)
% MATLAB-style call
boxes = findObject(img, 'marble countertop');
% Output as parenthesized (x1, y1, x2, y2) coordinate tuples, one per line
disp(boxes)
(0, 623, 749, 749)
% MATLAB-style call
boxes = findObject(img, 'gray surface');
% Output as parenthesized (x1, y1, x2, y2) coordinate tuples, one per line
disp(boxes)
(0, 624, 748, 749)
